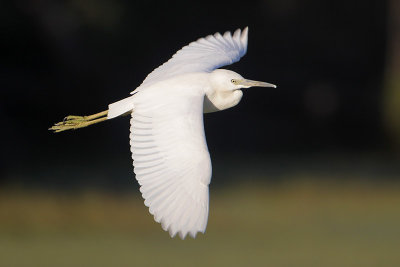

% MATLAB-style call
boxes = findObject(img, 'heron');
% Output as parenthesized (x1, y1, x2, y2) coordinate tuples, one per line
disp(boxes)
(50, 27, 276, 239)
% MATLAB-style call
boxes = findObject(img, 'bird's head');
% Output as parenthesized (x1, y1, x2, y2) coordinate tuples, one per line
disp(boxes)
(204, 69, 276, 113)
(210, 69, 276, 91)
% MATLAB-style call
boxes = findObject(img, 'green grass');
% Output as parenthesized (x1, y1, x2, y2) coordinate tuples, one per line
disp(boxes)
(1, 180, 400, 267)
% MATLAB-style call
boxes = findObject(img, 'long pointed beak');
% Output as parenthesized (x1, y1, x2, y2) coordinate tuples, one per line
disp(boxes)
(238, 79, 277, 88)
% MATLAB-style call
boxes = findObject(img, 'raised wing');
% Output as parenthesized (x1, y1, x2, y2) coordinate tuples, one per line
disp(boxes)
(130, 86, 212, 239)
(134, 27, 248, 91)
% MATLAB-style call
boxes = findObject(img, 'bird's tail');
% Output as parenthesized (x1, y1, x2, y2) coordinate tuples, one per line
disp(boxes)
(107, 95, 135, 119)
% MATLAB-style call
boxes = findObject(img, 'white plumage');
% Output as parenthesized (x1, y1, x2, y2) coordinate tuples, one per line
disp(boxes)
(129, 77, 211, 238)
(106, 27, 276, 239)
(138, 27, 248, 90)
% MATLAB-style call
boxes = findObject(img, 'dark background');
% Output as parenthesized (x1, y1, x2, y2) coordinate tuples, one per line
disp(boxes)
(1, 0, 398, 190)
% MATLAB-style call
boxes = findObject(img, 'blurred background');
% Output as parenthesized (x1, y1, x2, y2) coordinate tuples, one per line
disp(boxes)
(1, 0, 400, 266)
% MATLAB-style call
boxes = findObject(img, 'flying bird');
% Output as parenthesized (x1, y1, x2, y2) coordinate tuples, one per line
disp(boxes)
(50, 27, 276, 239)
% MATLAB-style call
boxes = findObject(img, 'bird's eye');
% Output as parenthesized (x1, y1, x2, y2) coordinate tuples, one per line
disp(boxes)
(231, 79, 237, 84)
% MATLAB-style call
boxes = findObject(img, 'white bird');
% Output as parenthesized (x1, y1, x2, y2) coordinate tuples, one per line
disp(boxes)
(50, 27, 276, 239)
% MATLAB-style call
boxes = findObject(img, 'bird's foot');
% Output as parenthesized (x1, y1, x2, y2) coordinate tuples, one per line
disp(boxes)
(49, 110, 108, 133)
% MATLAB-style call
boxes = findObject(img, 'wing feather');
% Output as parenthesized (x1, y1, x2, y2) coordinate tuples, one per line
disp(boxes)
(134, 27, 248, 91)
(130, 87, 211, 239)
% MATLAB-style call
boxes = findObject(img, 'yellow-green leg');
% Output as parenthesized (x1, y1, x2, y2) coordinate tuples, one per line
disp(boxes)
(49, 110, 108, 133)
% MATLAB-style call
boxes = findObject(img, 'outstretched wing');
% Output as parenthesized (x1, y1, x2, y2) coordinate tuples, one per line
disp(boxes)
(130, 86, 212, 239)
(134, 27, 248, 91)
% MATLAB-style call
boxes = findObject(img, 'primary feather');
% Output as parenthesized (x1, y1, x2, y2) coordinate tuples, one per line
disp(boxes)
(134, 27, 248, 91)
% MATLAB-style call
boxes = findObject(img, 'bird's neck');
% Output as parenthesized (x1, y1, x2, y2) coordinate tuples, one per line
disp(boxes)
(203, 90, 243, 113)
